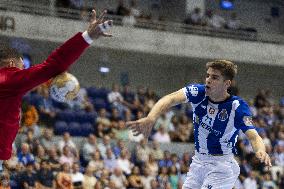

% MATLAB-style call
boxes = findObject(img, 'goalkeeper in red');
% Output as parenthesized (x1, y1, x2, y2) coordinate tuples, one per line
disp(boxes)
(0, 8, 112, 169)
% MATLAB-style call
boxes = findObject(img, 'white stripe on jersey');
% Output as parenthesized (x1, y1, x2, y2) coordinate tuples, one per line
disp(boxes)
(220, 100, 240, 154)
(198, 102, 220, 154)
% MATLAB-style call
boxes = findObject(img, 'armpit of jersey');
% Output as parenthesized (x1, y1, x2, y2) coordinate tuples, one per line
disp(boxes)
(182, 84, 206, 104)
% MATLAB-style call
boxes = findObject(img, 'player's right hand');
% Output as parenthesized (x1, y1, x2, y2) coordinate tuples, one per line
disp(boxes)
(126, 117, 155, 139)
(87, 7, 113, 39)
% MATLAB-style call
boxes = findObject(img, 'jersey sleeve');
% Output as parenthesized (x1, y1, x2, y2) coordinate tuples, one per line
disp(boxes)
(182, 84, 205, 104)
(234, 99, 256, 133)
(9, 32, 90, 94)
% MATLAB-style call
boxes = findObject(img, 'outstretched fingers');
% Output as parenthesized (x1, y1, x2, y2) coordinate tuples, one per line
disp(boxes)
(90, 9, 97, 24)
(97, 10, 107, 24)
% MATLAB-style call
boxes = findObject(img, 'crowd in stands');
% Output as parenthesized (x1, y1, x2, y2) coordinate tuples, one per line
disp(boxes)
(54, 0, 251, 32)
(1, 81, 283, 189)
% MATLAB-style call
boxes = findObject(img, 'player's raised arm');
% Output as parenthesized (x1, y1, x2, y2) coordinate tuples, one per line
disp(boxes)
(10, 7, 113, 93)
(245, 129, 272, 168)
(126, 89, 186, 138)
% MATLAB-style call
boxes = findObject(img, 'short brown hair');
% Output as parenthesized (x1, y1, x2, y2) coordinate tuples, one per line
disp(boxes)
(0, 44, 22, 67)
(206, 60, 237, 80)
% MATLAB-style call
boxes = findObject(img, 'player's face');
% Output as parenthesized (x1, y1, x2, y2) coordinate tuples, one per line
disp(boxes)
(205, 67, 230, 99)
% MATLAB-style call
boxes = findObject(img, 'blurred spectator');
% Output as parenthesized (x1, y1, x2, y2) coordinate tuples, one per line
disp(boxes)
(47, 146, 61, 172)
(243, 171, 258, 189)
(158, 151, 173, 168)
(82, 134, 97, 162)
(128, 166, 143, 189)
(82, 166, 97, 189)
(240, 159, 253, 178)
(122, 0, 141, 27)
(20, 162, 38, 189)
(97, 135, 112, 159)
(261, 172, 277, 189)
(98, 169, 110, 188)
(0, 171, 10, 189)
(112, 139, 126, 158)
(71, 163, 84, 188)
(226, 12, 241, 30)
(20, 130, 39, 155)
(67, 88, 94, 112)
(59, 145, 76, 166)
(96, 108, 111, 136)
(116, 149, 133, 175)
(58, 132, 77, 153)
(40, 128, 56, 151)
(153, 126, 171, 143)
(135, 138, 151, 165)
(113, 120, 129, 141)
(171, 153, 181, 173)
(36, 160, 55, 188)
(150, 141, 164, 160)
(110, 167, 129, 189)
(37, 85, 56, 126)
(185, 7, 203, 25)
(141, 167, 155, 189)
(103, 148, 117, 172)
(22, 105, 40, 137)
(168, 165, 179, 189)
(17, 143, 35, 166)
(122, 85, 135, 104)
(145, 154, 159, 177)
(34, 145, 48, 164)
(56, 163, 73, 189)
(88, 150, 104, 174)
(205, 10, 226, 29)
(107, 84, 125, 114)
(157, 166, 169, 188)
(154, 113, 172, 131)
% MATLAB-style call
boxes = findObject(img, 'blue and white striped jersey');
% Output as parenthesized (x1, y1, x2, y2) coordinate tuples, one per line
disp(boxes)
(182, 84, 255, 155)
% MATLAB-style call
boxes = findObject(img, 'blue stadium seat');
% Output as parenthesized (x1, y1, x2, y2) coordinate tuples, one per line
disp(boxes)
(81, 122, 94, 136)
(54, 121, 68, 135)
(69, 122, 81, 136)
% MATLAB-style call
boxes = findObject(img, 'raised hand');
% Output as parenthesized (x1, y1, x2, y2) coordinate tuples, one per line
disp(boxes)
(126, 117, 155, 139)
(255, 150, 272, 169)
(87, 8, 113, 39)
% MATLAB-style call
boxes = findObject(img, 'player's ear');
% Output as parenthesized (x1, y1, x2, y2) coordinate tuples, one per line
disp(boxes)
(225, 79, 231, 88)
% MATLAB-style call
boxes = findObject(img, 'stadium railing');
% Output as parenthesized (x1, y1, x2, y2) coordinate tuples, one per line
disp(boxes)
(1, 0, 283, 43)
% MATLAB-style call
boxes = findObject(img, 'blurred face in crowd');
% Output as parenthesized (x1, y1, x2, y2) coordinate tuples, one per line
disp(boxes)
(21, 143, 30, 154)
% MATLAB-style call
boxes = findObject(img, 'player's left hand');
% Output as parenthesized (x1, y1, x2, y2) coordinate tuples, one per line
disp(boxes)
(87, 7, 113, 39)
(255, 150, 272, 169)
(126, 117, 155, 139)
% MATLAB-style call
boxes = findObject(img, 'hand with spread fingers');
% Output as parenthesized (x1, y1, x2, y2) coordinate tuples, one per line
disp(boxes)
(255, 150, 272, 169)
(126, 117, 155, 139)
(87, 8, 113, 40)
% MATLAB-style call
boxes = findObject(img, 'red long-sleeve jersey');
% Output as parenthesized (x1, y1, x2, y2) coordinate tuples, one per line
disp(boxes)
(0, 32, 89, 160)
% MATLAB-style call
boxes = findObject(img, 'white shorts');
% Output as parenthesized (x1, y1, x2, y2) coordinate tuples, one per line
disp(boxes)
(182, 152, 240, 189)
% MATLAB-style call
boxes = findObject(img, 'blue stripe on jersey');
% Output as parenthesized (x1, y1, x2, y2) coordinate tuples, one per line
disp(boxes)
(207, 101, 233, 154)
(194, 97, 209, 153)
(229, 129, 239, 155)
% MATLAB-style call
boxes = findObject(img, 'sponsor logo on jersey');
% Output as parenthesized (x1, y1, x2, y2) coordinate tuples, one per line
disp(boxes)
(218, 109, 228, 121)
(209, 107, 215, 115)
(188, 85, 198, 97)
(200, 121, 222, 137)
(243, 116, 253, 126)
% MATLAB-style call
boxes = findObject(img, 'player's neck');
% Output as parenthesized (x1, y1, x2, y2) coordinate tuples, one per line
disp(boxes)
(209, 92, 231, 103)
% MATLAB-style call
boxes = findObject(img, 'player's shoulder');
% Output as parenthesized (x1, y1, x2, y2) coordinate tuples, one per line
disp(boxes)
(230, 95, 250, 111)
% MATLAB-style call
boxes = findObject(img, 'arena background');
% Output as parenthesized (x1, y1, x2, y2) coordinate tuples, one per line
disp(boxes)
(0, 0, 284, 189)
